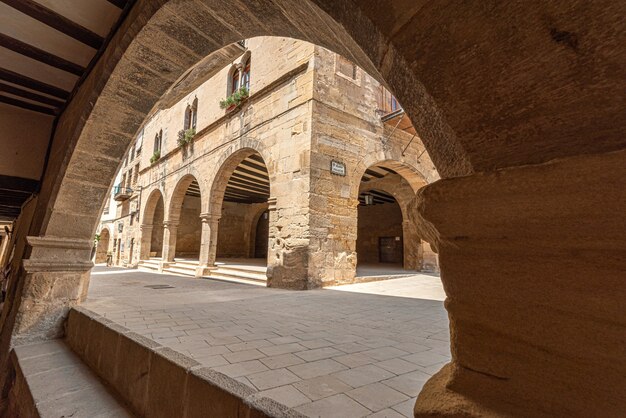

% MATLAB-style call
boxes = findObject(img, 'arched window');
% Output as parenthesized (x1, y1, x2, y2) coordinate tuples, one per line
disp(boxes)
(154, 129, 162, 153)
(184, 105, 191, 130)
(230, 68, 240, 95)
(183, 98, 198, 130)
(241, 58, 251, 90)
(191, 97, 198, 129)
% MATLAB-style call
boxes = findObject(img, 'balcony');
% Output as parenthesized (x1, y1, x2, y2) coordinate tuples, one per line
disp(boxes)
(113, 185, 133, 201)
(379, 88, 417, 136)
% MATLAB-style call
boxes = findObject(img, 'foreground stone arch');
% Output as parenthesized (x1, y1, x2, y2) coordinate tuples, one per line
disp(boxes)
(3, 1, 624, 416)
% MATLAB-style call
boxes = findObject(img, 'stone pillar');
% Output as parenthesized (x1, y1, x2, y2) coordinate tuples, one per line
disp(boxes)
(161, 221, 178, 264)
(402, 219, 422, 271)
(139, 224, 153, 260)
(412, 150, 626, 417)
(196, 213, 220, 277)
(13, 236, 93, 344)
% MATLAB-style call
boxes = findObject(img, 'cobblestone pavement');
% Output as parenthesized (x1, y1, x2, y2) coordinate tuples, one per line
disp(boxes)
(85, 267, 449, 417)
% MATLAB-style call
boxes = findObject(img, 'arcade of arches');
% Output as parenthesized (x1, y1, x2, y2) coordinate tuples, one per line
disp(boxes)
(0, 1, 623, 417)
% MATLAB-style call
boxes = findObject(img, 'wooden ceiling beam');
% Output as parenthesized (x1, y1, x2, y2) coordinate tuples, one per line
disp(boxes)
(0, 81, 65, 108)
(1, 0, 104, 49)
(0, 33, 84, 76)
(0, 94, 56, 115)
(0, 67, 69, 99)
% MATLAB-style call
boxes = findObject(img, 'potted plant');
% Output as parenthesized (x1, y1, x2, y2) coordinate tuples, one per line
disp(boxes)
(219, 86, 249, 111)
(150, 150, 160, 164)
(177, 128, 196, 147)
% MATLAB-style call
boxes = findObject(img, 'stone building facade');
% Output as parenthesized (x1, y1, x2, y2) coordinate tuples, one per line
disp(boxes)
(97, 37, 439, 289)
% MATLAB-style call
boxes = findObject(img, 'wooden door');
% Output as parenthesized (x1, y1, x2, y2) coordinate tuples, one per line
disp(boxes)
(379, 236, 403, 263)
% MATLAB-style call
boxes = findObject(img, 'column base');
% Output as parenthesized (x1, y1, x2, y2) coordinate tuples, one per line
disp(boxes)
(195, 265, 216, 277)
(414, 364, 504, 418)
(157, 261, 172, 272)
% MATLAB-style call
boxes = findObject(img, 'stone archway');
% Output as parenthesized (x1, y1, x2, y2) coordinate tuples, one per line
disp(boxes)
(164, 174, 204, 262)
(354, 161, 430, 275)
(204, 148, 272, 280)
(139, 189, 165, 260)
(94, 228, 111, 264)
(5, 2, 624, 417)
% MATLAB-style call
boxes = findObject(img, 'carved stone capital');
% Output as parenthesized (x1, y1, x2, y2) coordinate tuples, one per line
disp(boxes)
(23, 236, 94, 273)
(199, 212, 220, 223)
(267, 197, 277, 211)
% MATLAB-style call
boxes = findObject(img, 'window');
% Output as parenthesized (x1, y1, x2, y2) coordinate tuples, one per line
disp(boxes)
(230, 68, 241, 94)
(130, 146, 135, 161)
(242, 58, 251, 90)
(154, 130, 162, 153)
(133, 164, 139, 185)
(184, 98, 198, 130)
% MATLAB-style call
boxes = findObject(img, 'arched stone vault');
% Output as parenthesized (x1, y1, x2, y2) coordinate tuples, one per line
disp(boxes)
(5, 1, 625, 417)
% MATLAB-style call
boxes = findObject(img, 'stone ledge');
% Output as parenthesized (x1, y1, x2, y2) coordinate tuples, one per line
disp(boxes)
(7, 340, 133, 417)
(65, 307, 308, 418)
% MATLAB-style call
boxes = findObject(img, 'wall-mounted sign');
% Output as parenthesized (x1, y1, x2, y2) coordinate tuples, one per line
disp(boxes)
(330, 160, 346, 176)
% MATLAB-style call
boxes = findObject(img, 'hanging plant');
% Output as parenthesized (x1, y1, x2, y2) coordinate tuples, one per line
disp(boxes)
(219, 87, 249, 110)
(177, 128, 196, 147)
(150, 150, 161, 164)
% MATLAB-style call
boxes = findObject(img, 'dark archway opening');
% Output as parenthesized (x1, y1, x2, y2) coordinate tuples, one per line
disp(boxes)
(150, 195, 164, 257)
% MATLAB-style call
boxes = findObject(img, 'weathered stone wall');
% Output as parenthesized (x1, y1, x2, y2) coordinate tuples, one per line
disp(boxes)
(306, 46, 435, 285)
(216, 202, 266, 258)
(356, 202, 403, 264)
(130, 37, 317, 288)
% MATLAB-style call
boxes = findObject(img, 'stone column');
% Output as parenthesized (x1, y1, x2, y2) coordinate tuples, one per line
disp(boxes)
(13, 236, 93, 344)
(402, 219, 422, 271)
(412, 150, 626, 417)
(196, 213, 220, 277)
(139, 224, 153, 260)
(161, 221, 178, 265)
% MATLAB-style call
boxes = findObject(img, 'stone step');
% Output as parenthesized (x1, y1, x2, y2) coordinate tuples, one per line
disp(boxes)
(204, 274, 266, 287)
(164, 265, 197, 277)
(173, 259, 200, 267)
(8, 340, 133, 417)
(214, 263, 267, 274)
(210, 268, 267, 283)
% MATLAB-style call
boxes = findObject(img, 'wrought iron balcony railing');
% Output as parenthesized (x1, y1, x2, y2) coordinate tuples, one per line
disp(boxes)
(113, 184, 133, 201)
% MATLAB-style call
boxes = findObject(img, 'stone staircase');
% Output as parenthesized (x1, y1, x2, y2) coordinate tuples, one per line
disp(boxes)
(163, 259, 198, 277)
(138, 257, 267, 286)
(208, 261, 267, 286)
(137, 257, 160, 272)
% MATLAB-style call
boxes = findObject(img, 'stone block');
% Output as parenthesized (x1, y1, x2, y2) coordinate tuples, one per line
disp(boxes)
(184, 367, 255, 418)
(146, 347, 199, 417)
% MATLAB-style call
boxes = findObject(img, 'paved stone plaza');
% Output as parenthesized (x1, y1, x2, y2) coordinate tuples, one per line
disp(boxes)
(85, 267, 449, 417)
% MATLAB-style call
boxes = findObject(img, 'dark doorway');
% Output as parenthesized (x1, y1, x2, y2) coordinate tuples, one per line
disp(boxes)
(379, 236, 403, 263)
(254, 211, 269, 258)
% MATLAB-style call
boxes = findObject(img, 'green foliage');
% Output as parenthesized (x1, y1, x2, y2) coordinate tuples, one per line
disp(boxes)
(177, 128, 196, 147)
(150, 150, 160, 164)
(94, 233, 100, 244)
(219, 87, 249, 110)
